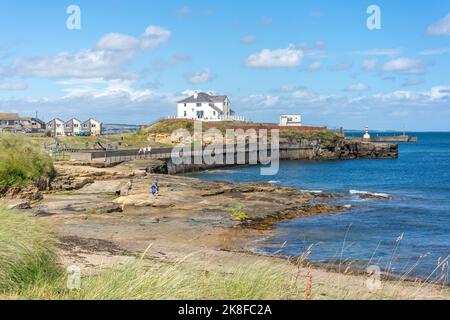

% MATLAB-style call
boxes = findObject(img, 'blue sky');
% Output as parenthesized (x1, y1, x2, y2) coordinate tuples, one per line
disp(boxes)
(0, 0, 449, 130)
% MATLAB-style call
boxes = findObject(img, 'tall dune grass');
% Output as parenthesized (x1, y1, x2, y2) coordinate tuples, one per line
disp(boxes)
(18, 260, 303, 300)
(0, 208, 60, 292)
(0, 134, 55, 190)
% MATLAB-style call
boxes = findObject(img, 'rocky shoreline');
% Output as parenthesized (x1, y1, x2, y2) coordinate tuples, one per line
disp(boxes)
(1, 159, 447, 299)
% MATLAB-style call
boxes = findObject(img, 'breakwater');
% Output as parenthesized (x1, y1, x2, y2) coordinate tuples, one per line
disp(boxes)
(69, 139, 398, 174)
(164, 139, 398, 174)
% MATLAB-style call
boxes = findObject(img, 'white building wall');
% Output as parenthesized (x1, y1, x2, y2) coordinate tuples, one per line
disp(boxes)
(47, 119, 66, 136)
(280, 115, 302, 126)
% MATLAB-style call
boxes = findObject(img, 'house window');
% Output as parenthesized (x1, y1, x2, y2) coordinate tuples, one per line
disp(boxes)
(184, 103, 187, 107)
(57, 124, 61, 128)
(92, 124, 96, 128)
(48, 124, 52, 128)
(196, 111, 204, 119)
(74, 124, 78, 127)
(184, 111, 187, 117)
(196, 103, 201, 107)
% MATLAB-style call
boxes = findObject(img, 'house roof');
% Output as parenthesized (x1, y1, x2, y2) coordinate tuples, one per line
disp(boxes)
(178, 92, 228, 104)
(83, 118, 101, 124)
(47, 118, 65, 124)
(0, 113, 22, 121)
(66, 118, 82, 124)
(209, 104, 223, 113)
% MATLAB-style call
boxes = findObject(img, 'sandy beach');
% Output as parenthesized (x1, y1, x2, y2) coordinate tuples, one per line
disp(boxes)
(1, 159, 444, 300)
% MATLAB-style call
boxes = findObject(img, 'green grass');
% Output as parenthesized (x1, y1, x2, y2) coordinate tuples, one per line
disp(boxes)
(0, 134, 55, 190)
(280, 130, 342, 146)
(0, 207, 303, 300)
(143, 120, 195, 135)
(30, 132, 171, 150)
(229, 206, 250, 221)
(0, 208, 60, 293)
(15, 259, 301, 300)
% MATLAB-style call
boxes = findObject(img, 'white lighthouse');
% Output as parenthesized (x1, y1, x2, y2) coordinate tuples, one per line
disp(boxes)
(363, 125, 371, 140)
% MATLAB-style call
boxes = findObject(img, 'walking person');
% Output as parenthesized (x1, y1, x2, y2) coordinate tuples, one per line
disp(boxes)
(155, 177, 159, 192)
(127, 179, 133, 196)
(151, 184, 157, 197)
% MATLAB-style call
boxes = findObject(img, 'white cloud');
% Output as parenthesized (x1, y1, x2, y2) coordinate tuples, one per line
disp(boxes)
(97, 33, 140, 51)
(240, 35, 256, 44)
(187, 69, 214, 84)
(383, 58, 428, 75)
(354, 86, 450, 105)
(0, 82, 28, 90)
(427, 13, 450, 36)
(402, 78, 424, 87)
(307, 61, 321, 71)
(353, 48, 403, 56)
(141, 26, 172, 49)
(428, 86, 450, 100)
(346, 83, 370, 91)
(329, 61, 353, 71)
(12, 49, 133, 79)
(419, 48, 450, 55)
(245, 44, 304, 68)
(361, 59, 378, 71)
(237, 94, 280, 108)
(10, 25, 171, 80)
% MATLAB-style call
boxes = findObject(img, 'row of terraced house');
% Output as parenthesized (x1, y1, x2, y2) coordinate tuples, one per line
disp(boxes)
(0, 113, 102, 136)
(46, 118, 102, 136)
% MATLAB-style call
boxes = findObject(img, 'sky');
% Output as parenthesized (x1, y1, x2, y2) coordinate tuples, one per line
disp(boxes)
(0, 0, 449, 130)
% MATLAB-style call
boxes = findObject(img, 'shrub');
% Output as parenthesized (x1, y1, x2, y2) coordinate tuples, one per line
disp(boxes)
(0, 134, 55, 190)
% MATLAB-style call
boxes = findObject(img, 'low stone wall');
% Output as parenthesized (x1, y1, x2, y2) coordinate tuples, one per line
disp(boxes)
(70, 139, 398, 175)
(163, 140, 398, 174)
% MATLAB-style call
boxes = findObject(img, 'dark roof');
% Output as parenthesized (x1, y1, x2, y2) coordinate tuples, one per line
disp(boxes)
(209, 104, 223, 113)
(178, 92, 228, 104)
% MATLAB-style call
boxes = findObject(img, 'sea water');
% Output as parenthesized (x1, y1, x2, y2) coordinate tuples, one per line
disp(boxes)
(193, 132, 450, 282)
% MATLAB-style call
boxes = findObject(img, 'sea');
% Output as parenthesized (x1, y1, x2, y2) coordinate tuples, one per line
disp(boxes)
(191, 132, 450, 283)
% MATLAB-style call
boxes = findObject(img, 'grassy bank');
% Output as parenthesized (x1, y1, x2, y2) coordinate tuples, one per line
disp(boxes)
(1, 207, 448, 300)
(0, 208, 60, 293)
(0, 134, 55, 191)
(0, 206, 304, 300)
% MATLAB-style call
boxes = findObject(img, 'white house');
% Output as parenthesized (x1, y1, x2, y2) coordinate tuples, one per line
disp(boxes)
(81, 118, 102, 136)
(64, 118, 82, 136)
(177, 92, 241, 121)
(47, 118, 66, 136)
(279, 114, 302, 127)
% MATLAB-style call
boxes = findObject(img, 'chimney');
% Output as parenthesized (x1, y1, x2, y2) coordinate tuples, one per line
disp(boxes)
(193, 91, 198, 99)
(207, 91, 214, 96)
